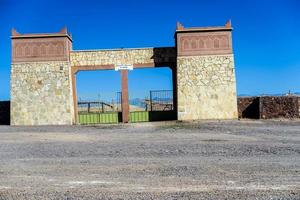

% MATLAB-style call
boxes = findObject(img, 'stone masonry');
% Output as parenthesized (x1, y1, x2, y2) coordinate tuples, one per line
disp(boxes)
(11, 61, 74, 125)
(70, 47, 176, 67)
(177, 55, 237, 120)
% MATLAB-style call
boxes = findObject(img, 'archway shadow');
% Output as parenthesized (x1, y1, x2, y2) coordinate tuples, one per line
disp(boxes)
(149, 110, 177, 121)
(0, 101, 10, 125)
(241, 98, 260, 119)
(152, 47, 178, 121)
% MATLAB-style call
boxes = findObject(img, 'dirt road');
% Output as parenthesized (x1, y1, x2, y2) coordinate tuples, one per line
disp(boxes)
(0, 120, 299, 199)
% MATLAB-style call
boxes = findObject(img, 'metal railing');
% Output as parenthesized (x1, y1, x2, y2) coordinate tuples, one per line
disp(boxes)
(77, 90, 174, 124)
(149, 90, 173, 111)
(78, 92, 122, 113)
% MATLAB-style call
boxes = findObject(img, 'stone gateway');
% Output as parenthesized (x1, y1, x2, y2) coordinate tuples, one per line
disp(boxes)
(10, 21, 238, 125)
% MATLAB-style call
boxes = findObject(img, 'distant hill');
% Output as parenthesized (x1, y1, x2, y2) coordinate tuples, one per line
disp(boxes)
(238, 92, 300, 97)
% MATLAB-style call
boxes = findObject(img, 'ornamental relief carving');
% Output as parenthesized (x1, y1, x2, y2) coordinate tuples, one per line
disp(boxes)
(181, 35, 229, 50)
(12, 37, 71, 62)
(14, 41, 65, 58)
(177, 32, 232, 56)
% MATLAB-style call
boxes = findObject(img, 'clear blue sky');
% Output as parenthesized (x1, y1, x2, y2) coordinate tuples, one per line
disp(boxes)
(1, 0, 300, 100)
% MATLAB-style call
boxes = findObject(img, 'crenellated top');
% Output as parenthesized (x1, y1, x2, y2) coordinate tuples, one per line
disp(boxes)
(176, 20, 232, 33)
(11, 27, 72, 41)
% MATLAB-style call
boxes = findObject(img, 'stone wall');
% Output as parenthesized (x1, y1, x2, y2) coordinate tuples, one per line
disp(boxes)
(70, 47, 176, 67)
(260, 96, 299, 119)
(177, 55, 238, 120)
(237, 96, 300, 119)
(0, 101, 10, 125)
(11, 61, 74, 125)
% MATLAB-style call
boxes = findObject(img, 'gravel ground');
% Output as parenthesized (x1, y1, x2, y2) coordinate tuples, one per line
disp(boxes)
(0, 120, 299, 199)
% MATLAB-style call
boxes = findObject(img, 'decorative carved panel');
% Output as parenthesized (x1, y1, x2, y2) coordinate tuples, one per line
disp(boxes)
(12, 37, 72, 63)
(177, 31, 232, 56)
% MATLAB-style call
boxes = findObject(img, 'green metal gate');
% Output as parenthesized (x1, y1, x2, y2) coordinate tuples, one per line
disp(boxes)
(129, 111, 149, 123)
(77, 90, 176, 124)
(77, 93, 122, 124)
(129, 90, 176, 123)
(78, 112, 120, 124)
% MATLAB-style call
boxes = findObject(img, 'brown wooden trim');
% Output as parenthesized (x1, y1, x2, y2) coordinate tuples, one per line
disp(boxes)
(71, 68, 78, 124)
(133, 63, 155, 68)
(72, 65, 115, 74)
(121, 70, 129, 123)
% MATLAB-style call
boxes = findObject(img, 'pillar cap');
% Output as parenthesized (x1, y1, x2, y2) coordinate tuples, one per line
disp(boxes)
(176, 20, 233, 33)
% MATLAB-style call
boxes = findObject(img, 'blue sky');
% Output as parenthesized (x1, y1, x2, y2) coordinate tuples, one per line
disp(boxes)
(1, 0, 300, 100)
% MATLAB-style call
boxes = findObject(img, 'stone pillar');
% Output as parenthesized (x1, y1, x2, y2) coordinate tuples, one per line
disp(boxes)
(171, 66, 178, 117)
(121, 70, 129, 123)
(175, 21, 238, 120)
(10, 28, 75, 125)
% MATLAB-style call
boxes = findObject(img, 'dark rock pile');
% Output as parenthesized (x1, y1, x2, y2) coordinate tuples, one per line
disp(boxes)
(238, 96, 300, 119)
(260, 96, 299, 119)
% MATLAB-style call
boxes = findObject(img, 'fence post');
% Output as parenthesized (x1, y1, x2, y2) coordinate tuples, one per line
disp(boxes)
(101, 102, 104, 113)
(150, 90, 153, 111)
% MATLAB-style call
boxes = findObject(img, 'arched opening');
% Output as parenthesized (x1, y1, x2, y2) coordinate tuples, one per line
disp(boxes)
(72, 64, 177, 124)
(128, 67, 177, 122)
(75, 70, 122, 124)
(71, 47, 177, 124)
